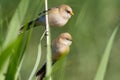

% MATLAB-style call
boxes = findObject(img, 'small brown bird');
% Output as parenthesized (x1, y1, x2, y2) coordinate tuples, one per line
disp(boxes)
(19, 4, 74, 33)
(36, 32, 72, 80)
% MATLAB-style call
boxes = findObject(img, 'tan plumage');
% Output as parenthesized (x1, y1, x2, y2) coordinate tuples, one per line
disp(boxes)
(36, 32, 72, 80)
(19, 4, 74, 33)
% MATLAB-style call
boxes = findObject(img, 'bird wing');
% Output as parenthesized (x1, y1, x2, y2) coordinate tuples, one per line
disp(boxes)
(38, 8, 51, 16)
(38, 6, 59, 16)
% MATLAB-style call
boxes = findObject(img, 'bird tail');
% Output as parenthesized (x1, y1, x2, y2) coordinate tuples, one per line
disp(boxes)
(36, 63, 46, 80)
(19, 21, 34, 33)
(19, 20, 37, 34)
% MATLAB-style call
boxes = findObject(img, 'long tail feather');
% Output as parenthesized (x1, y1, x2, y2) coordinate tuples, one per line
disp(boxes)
(36, 63, 46, 80)
(19, 20, 35, 34)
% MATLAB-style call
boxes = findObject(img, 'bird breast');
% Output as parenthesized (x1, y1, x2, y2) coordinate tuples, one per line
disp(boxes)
(48, 13, 68, 27)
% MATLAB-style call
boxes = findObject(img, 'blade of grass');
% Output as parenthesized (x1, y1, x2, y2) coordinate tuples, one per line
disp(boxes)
(0, 0, 29, 78)
(3, 0, 29, 48)
(44, 0, 52, 80)
(51, 57, 66, 75)
(28, 31, 46, 80)
(0, 5, 3, 53)
(0, 0, 30, 79)
(5, 35, 24, 80)
(94, 26, 119, 80)
(5, 29, 32, 80)
(74, 3, 88, 27)
(15, 30, 33, 80)
(0, 38, 20, 80)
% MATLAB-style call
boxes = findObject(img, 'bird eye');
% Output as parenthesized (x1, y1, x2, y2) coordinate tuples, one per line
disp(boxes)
(66, 10, 70, 13)
(65, 38, 72, 41)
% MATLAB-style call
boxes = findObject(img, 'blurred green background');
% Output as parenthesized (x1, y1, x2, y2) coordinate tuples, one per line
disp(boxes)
(0, 0, 120, 80)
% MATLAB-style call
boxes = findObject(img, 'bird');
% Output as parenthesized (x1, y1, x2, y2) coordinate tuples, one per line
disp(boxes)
(36, 32, 72, 80)
(19, 4, 74, 33)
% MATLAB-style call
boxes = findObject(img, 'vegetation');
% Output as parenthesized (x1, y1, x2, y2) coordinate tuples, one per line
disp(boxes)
(0, 0, 120, 80)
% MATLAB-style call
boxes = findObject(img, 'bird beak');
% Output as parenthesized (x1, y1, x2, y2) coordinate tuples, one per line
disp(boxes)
(70, 11, 74, 16)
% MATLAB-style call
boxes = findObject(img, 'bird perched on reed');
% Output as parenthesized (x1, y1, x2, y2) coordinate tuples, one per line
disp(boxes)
(19, 4, 74, 33)
(36, 32, 72, 80)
